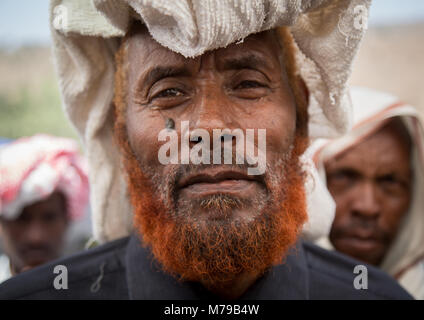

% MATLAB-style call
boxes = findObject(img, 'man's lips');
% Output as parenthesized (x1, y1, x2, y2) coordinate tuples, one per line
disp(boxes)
(177, 168, 263, 196)
(335, 234, 383, 252)
(21, 248, 52, 265)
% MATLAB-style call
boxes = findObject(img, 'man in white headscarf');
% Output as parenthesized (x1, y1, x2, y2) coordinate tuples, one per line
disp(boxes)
(313, 87, 424, 299)
(0, 1, 411, 299)
(0, 134, 89, 284)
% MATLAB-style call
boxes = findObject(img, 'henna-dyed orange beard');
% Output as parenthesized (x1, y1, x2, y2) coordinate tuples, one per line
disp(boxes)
(120, 131, 307, 288)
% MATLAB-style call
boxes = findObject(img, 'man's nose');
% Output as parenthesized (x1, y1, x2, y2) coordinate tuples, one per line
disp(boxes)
(351, 181, 381, 219)
(187, 88, 240, 150)
(25, 222, 46, 244)
(190, 88, 236, 133)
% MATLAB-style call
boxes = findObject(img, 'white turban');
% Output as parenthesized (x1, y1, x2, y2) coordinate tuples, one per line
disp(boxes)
(49, 0, 371, 242)
(0, 134, 89, 221)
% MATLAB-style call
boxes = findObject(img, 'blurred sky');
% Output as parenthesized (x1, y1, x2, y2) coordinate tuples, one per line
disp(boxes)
(0, 0, 424, 48)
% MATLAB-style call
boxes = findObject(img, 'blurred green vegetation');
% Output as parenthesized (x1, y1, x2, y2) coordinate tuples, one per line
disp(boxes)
(0, 80, 78, 139)
(0, 47, 78, 141)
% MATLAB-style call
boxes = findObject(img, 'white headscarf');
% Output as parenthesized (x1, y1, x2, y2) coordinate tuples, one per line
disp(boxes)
(48, 0, 371, 242)
(313, 87, 424, 299)
(0, 134, 89, 221)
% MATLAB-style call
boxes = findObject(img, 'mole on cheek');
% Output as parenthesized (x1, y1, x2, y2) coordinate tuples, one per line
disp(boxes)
(165, 118, 175, 130)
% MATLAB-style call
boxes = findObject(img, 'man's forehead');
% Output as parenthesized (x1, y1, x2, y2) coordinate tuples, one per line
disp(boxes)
(328, 120, 412, 171)
(126, 23, 282, 69)
(355, 118, 412, 156)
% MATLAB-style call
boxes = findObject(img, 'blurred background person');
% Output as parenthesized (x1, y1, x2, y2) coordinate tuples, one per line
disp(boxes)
(312, 87, 424, 299)
(0, 134, 89, 283)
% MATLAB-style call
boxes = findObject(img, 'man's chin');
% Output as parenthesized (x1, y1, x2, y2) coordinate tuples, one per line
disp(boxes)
(189, 208, 257, 223)
(137, 205, 304, 287)
(176, 192, 265, 222)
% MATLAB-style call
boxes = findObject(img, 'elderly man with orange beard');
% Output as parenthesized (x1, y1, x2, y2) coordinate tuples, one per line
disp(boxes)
(0, 0, 411, 300)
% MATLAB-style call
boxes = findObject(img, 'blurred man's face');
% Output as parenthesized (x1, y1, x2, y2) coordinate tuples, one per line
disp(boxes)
(115, 24, 308, 290)
(325, 119, 412, 266)
(0, 191, 68, 274)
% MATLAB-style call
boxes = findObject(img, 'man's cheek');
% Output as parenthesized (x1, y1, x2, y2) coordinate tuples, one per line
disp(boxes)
(127, 119, 163, 164)
(335, 206, 353, 227)
(265, 130, 294, 160)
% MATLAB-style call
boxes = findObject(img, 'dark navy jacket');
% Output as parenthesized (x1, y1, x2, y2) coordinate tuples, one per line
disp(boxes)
(0, 233, 412, 300)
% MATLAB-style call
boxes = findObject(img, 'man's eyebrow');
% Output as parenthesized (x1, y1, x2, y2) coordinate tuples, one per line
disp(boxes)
(221, 53, 272, 72)
(138, 66, 192, 89)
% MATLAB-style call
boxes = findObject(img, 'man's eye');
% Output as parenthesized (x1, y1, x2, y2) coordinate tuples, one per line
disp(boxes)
(153, 88, 185, 99)
(378, 174, 396, 184)
(327, 169, 358, 191)
(331, 170, 357, 181)
(16, 214, 31, 224)
(235, 80, 264, 90)
(377, 174, 405, 193)
(42, 212, 57, 223)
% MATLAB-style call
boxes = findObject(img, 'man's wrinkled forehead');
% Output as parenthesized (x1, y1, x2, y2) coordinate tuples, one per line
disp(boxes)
(125, 23, 284, 79)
